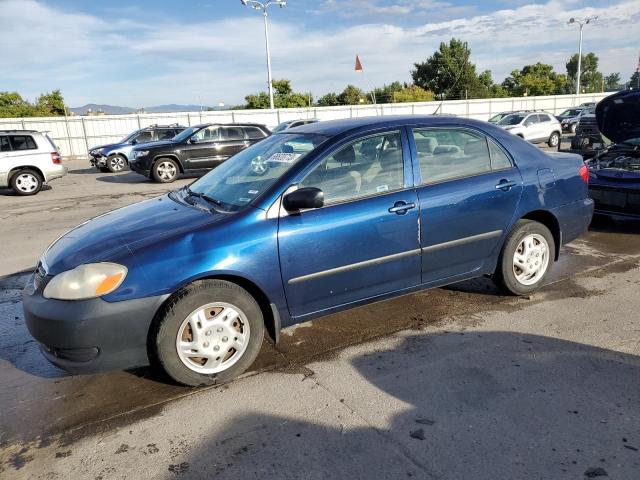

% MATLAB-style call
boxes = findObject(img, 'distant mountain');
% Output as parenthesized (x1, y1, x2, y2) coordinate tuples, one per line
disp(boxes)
(70, 103, 223, 115)
(69, 104, 135, 115)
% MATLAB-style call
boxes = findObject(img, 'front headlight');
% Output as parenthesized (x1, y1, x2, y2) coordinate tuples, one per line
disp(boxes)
(135, 150, 149, 158)
(43, 263, 128, 300)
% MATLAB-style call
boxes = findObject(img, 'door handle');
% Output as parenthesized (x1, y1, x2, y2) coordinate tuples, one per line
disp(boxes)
(495, 180, 517, 191)
(388, 201, 416, 215)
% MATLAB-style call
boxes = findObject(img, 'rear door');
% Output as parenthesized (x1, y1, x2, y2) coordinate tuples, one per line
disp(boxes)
(410, 127, 522, 284)
(219, 126, 249, 159)
(278, 129, 421, 318)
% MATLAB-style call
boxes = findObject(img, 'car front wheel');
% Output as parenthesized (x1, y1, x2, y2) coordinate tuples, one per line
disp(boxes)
(11, 169, 42, 196)
(151, 280, 265, 386)
(107, 154, 127, 173)
(494, 220, 555, 295)
(152, 158, 179, 183)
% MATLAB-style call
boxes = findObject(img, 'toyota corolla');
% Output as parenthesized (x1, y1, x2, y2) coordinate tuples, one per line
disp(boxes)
(23, 116, 594, 386)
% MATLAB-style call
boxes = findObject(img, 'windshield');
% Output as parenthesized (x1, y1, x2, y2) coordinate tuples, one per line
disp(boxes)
(187, 133, 328, 212)
(498, 114, 526, 126)
(488, 114, 506, 123)
(272, 122, 292, 133)
(173, 126, 204, 143)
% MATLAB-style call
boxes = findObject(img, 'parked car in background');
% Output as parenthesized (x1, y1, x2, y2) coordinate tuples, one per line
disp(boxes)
(272, 119, 319, 133)
(89, 124, 186, 173)
(129, 123, 271, 183)
(497, 112, 562, 147)
(585, 90, 640, 218)
(570, 111, 608, 157)
(0, 130, 66, 196)
(580, 102, 598, 108)
(23, 115, 593, 386)
(559, 108, 595, 134)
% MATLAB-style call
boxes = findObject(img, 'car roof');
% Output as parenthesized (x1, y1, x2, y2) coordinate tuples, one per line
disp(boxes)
(191, 123, 268, 129)
(0, 129, 40, 134)
(287, 115, 476, 136)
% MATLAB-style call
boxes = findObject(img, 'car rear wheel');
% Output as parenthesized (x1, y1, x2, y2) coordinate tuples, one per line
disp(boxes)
(493, 220, 555, 295)
(548, 131, 560, 147)
(107, 154, 127, 173)
(151, 280, 265, 386)
(152, 158, 179, 183)
(10, 169, 42, 196)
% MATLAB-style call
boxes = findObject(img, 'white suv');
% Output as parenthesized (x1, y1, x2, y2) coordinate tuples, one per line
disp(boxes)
(497, 112, 562, 148)
(0, 130, 67, 195)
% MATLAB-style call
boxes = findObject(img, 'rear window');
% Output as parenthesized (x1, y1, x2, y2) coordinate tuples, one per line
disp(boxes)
(9, 135, 37, 150)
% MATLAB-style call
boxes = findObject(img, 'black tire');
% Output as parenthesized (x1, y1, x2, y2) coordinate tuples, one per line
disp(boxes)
(150, 280, 265, 386)
(10, 169, 42, 196)
(493, 219, 555, 296)
(152, 158, 179, 183)
(548, 131, 560, 148)
(106, 154, 128, 173)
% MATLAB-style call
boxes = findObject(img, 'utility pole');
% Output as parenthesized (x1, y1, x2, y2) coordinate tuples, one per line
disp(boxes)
(568, 16, 598, 97)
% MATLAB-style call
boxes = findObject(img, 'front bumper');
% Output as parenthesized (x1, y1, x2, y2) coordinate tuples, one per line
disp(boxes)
(589, 185, 640, 218)
(89, 153, 107, 167)
(22, 273, 169, 373)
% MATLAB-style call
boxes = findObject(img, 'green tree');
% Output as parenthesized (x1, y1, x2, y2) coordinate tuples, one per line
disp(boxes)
(392, 85, 435, 102)
(411, 38, 489, 99)
(502, 63, 567, 96)
(604, 73, 622, 91)
(36, 89, 66, 115)
(337, 85, 369, 105)
(244, 79, 312, 109)
(371, 81, 405, 103)
(566, 52, 603, 93)
(631, 71, 640, 90)
(316, 92, 340, 107)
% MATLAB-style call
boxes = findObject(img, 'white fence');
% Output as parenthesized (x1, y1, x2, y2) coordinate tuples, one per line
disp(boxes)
(0, 93, 607, 158)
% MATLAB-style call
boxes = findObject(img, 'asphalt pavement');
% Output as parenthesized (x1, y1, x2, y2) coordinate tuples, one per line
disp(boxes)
(1, 156, 640, 479)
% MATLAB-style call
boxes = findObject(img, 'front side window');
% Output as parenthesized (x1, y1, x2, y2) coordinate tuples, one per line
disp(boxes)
(524, 115, 538, 127)
(414, 128, 491, 185)
(9, 135, 37, 150)
(0, 136, 10, 152)
(186, 133, 328, 211)
(300, 132, 404, 204)
(134, 130, 154, 143)
(193, 126, 219, 142)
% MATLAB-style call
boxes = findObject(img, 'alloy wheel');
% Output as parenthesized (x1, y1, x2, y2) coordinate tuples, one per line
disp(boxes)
(109, 156, 126, 172)
(157, 161, 177, 181)
(15, 173, 39, 193)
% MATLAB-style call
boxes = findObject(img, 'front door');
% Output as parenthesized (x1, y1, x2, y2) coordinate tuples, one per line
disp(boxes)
(182, 126, 220, 169)
(411, 127, 523, 284)
(278, 130, 421, 318)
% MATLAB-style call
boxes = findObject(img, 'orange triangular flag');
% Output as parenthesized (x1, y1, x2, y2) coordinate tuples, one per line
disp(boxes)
(355, 55, 363, 73)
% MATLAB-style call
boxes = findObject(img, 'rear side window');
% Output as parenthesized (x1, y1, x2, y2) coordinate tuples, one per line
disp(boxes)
(0, 136, 10, 152)
(221, 127, 245, 141)
(243, 127, 266, 140)
(9, 135, 37, 150)
(414, 128, 491, 185)
(488, 139, 512, 170)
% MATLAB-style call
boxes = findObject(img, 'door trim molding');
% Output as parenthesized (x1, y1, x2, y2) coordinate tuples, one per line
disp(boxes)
(287, 248, 421, 285)
(421, 230, 503, 253)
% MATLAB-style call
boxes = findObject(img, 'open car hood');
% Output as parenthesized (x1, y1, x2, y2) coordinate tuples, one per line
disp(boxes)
(596, 90, 640, 143)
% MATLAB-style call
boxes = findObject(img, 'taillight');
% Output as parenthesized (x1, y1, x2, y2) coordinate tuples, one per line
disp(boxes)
(51, 152, 61, 164)
(579, 164, 589, 185)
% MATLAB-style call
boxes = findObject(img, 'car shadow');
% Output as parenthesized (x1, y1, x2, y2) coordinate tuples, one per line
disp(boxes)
(95, 172, 202, 184)
(173, 332, 640, 479)
(0, 185, 52, 196)
(589, 215, 640, 234)
(68, 167, 104, 175)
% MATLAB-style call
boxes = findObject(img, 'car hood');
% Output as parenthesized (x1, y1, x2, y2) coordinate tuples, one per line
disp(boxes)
(90, 143, 126, 152)
(132, 140, 176, 151)
(596, 90, 640, 143)
(43, 194, 223, 275)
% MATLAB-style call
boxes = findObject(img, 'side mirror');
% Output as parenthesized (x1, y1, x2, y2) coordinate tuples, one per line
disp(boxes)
(283, 187, 324, 211)
(190, 136, 199, 144)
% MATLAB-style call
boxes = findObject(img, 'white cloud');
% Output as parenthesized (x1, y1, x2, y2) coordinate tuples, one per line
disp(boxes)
(1, 0, 639, 106)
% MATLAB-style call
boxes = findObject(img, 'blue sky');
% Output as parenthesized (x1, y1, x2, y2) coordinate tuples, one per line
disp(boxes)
(2, 0, 639, 107)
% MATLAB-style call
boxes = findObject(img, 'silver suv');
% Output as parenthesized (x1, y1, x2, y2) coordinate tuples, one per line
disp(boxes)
(0, 130, 67, 195)
(497, 112, 562, 147)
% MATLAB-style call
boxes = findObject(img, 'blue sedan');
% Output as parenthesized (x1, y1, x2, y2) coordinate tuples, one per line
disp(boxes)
(23, 116, 593, 386)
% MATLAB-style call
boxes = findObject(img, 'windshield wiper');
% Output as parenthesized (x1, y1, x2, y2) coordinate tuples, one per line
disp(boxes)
(184, 186, 224, 207)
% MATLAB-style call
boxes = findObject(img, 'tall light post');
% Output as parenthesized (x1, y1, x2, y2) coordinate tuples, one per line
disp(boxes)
(240, 0, 286, 110)
(568, 15, 598, 97)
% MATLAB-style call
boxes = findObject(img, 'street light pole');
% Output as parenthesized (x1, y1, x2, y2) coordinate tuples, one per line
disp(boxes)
(568, 16, 598, 97)
(240, 0, 286, 110)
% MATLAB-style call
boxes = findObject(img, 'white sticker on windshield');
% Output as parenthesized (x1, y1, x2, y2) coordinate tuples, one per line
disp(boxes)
(248, 189, 259, 194)
(267, 152, 302, 163)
